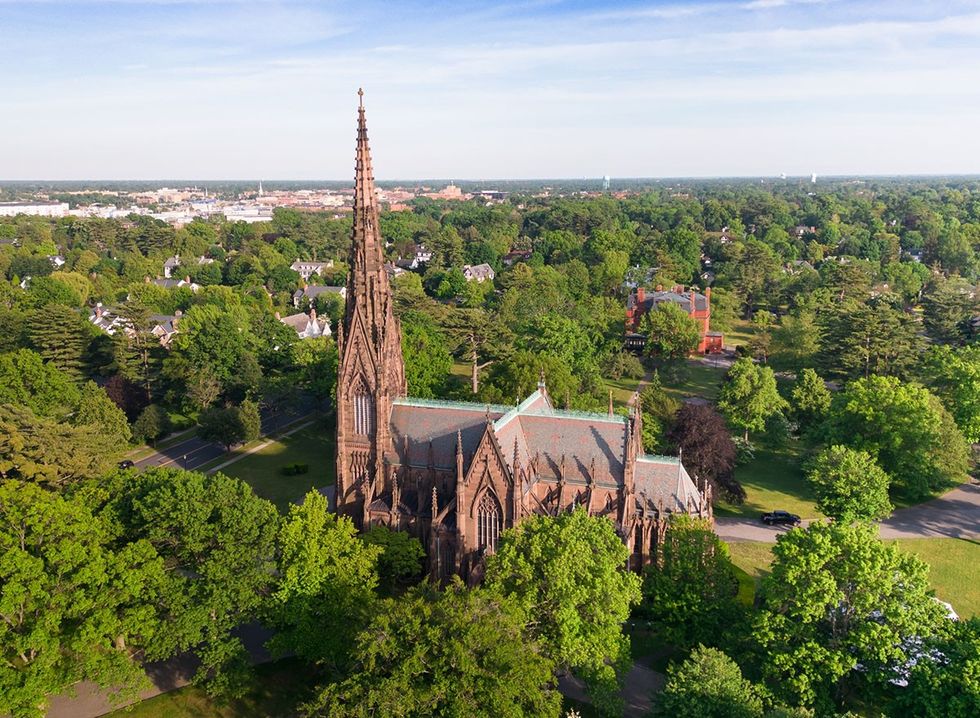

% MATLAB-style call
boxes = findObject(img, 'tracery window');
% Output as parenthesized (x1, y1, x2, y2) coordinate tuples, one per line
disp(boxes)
(353, 390, 374, 435)
(477, 493, 501, 553)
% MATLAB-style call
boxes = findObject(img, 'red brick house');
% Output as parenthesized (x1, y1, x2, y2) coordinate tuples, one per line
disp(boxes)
(625, 285, 723, 354)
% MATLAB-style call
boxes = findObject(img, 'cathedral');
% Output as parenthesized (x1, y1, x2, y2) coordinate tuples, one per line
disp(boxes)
(335, 92, 710, 580)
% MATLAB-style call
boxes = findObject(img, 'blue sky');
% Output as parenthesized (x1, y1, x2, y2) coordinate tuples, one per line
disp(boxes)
(1, 0, 979, 179)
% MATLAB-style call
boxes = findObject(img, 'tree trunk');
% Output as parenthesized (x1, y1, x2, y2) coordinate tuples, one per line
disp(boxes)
(471, 347, 479, 395)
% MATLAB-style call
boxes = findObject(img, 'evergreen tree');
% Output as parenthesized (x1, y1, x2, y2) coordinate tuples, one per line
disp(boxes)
(28, 303, 90, 381)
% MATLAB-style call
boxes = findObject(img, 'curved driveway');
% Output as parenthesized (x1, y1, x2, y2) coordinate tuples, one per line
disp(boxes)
(716, 482, 980, 542)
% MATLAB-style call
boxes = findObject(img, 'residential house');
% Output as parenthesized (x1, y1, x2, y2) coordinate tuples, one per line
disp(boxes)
(278, 308, 331, 339)
(290, 259, 334, 281)
(462, 263, 495, 283)
(293, 284, 347, 309)
(396, 245, 432, 271)
(502, 249, 532, 266)
(163, 255, 180, 278)
(47, 254, 66, 268)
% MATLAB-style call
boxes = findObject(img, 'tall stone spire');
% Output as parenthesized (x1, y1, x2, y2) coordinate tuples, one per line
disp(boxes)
(344, 88, 391, 333)
(335, 89, 406, 529)
(351, 88, 385, 278)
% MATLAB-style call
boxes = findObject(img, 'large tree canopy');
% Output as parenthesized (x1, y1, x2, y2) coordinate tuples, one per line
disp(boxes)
(805, 445, 892, 522)
(641, 516, 740, 649)
(485, 509, 641, 715)
(823, 375, 970, 500)
(0, 481, 165, 718)
(267, 491, 381, 674)
(304, 582, 560, 718)
(754, 521, 948, 713)
(718, 357, 788, 441)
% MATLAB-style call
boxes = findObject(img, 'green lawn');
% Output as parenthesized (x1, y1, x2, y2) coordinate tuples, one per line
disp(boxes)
(218, 425, 335, 512)
(105, 659, 315, 718)
(659, 360, 726, 403)
(716, 437, 823, 520)
(603, 374, 643, 409)
(723, 318, 756, 350)
(727, 538, 980, 618)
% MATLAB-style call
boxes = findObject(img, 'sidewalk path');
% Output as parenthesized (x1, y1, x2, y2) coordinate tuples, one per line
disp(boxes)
(716, 482, 980, 543)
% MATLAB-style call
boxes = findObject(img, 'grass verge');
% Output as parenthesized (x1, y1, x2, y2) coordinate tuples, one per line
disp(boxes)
(217, 425, 335, 512)
(716, 437, 822, 520)
(726, 537, 980, 618)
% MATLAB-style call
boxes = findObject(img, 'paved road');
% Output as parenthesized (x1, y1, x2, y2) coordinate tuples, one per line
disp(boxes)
(134, 403, 316, 473)
(716, 482, 980, 543)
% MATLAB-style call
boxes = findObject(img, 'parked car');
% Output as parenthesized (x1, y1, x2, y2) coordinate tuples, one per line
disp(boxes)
(117, 459, 135, 469)
(761, 510, 801, 526)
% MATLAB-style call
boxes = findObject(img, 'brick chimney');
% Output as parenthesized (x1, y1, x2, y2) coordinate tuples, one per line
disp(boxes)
(275, 311, 281, 320)
(637, 287, 646, 303)
(689, 288, 696, 316)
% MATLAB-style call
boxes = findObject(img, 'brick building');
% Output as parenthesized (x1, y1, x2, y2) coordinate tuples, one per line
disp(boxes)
(334, 91, 709, 582)
(625, 285, 723, 354)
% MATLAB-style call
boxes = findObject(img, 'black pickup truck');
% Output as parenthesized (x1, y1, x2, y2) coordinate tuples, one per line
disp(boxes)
(760, 510, 802, 526)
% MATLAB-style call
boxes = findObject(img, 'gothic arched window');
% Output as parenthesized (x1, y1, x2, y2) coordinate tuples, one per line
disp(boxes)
(477, 493, 501, 553)
(353, 388, 374, 436)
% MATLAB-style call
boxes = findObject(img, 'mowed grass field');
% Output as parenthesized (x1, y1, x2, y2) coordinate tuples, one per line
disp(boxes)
(716, 438, 823, 520)
(727, 537, 980, 618)
(218, 424, 335, 512)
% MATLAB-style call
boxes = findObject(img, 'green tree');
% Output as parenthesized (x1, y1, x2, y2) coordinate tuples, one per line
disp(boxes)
(400, 311, 452, 398)
(359, 524, 426, 593)
(640, 371, 680, 453)
(772, 309, 821, 370)
(923, 344, 980, 443)
(641, 516, 740, 649)
(76, 380, 132, 445)
(789, 368, 831, 434)
(922, 275, 976, 344)
(109, 469, 279, 696)
(655, 646, 764, 718)
(485, 509, 641, 715)
(819, 298, 924, 380)
(238, 398, 261, 444)
(754, 521, 947, 712)
(718, 358, 788, 441)
(643, 301, 701, 361)
(805, 445, 892, 522)
(267, 492, 381, 673)
(197, 404, 256, 451)
(0, 481, 165, 718)
(292, 336, 339, 403)
(748, 310, 775, 363)
(304, 581, 560, 718)
(0, 348, 81, 418)
(895, 617, 980, 718)
(131, 403, 171, 445)
(0, 404, 122, 487)
(824, 375, 970, 500)
(28, 303, 91, 381)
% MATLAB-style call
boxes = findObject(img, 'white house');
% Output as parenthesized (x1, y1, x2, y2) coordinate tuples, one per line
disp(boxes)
(292, 284, 346, 308)
(290, 259, 334, 281)
(462, 263, 495, 283)
(278, 308, 331, 339)
(163, 255, 181, 278)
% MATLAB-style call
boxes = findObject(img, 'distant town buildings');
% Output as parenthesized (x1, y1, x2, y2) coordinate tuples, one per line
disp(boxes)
(0, 202, 69, 217)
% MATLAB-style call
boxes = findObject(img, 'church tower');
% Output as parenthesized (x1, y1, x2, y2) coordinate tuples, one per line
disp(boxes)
(335, 90, 407, 527)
